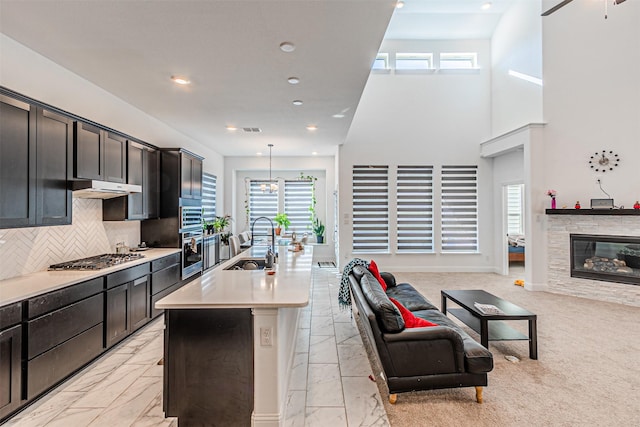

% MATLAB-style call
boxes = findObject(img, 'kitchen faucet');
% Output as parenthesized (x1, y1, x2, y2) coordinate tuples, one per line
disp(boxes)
(250, 216, 276, 254)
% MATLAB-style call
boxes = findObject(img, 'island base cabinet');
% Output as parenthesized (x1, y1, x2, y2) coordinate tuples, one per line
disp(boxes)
(164, 309, 253, 426)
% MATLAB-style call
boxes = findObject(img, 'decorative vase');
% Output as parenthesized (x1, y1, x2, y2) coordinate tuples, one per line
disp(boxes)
(551, 197, 556, 209)
(316, 235, 324, 244)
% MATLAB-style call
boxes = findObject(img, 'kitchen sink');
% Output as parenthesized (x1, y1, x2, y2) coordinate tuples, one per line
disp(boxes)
(224, 258, 267, 271)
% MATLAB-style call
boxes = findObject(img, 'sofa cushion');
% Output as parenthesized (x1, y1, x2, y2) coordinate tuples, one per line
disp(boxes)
(386, 283, 439, 311)
(411, 309, 494, 374)
(367, 260, 387, 291)
(390, 298, 438, 328)
(360, 272, 405, 333)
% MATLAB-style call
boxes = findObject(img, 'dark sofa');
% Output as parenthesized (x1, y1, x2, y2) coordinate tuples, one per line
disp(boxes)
(348, 265, 493, 403)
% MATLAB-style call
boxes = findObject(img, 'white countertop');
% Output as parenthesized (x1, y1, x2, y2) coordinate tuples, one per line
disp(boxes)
(0, 248, 181, 306)
(155, 246, 312, 309)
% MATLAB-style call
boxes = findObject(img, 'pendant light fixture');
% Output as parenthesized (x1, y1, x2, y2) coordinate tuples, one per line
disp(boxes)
(261, 144, 278, 193)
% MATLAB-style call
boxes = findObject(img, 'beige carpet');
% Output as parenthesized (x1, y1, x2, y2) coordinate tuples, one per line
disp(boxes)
(358, 267, 640, 426)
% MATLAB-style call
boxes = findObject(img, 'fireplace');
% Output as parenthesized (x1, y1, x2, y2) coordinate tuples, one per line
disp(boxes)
(570, 234, 640, 286)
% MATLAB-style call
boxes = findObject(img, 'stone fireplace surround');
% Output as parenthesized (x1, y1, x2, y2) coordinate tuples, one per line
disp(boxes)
(547, 214, 640, 308)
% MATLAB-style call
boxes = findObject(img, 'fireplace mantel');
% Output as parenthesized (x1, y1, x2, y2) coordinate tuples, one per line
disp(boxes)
(546, 209, 640, 216)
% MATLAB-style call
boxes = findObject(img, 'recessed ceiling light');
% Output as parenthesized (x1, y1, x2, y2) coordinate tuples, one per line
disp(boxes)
(171, 75, 191, 85)
(306, 125, 318, 131)
(312, 151, 318, 156)
(279, 42, 296, 53)
(226, 125, 238, 131)
(396, 1, 405, 9)
(287, 77, 300, 85)
(481, 2, 492, 10)
(292, 100, 303, 106)
(257, 152, 263, 156)
(332, 113, 345, 118)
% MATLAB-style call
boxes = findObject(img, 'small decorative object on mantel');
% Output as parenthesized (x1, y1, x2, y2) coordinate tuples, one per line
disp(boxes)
(575, 201, 581, 209)
(588, 150, 620, 173)
(546, 189, 557, 209)
(634, 201, 640, 210)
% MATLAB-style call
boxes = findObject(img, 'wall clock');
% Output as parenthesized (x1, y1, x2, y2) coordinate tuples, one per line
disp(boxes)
(588, 150, 620, 173)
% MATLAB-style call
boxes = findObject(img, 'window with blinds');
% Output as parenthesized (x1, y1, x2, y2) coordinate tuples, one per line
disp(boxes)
(352, 165, 389, 253)
(507, 184, 524, 235)
(397, 166, 434, 252)
(284, 180, 313, 233)
(202, 173, 216, 223)
(441, 165, 478, 253)
(249, 180, 278, 240)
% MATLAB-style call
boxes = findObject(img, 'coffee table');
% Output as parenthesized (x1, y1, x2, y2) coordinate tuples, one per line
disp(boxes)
(441, 289, 538, 359)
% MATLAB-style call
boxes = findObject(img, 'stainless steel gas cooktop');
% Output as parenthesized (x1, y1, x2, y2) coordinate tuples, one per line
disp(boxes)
(48, 253, 145, 271)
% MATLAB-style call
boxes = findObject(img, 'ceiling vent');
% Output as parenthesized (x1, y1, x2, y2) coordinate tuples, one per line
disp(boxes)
(243, 127, 262, 133)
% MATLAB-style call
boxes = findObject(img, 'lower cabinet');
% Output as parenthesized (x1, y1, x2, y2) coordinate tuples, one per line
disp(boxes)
(25, 283, 104, 400)
(0, 324, 22, 420)
(0, 252, 187, 423)
(106, 263, 151, 348)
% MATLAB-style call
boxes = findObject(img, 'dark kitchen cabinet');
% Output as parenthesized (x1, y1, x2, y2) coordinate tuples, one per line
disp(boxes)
(181, 152, 202, 200)
(36, 109, 73, 226)
(103, 142, 159, 221)
(0, 303, 22, 420)
(25, 278, 104, 399)
(0, 94, 72, 229)
(0, 95, 36, 228)
(74, 123, 126, 183)
(150, 252, 181, 319)
(106, 263, 151, 348)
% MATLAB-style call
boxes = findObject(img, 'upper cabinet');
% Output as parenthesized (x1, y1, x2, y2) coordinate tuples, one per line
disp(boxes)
(159, 149, 204, 218)
(103, 141, 159, 221)
(181, 151, 203, 200)
(0, 94, 72, 229)
(0, 95, 35, 228)
(36, 109, 73, 226)
(74, 123, 126, 183)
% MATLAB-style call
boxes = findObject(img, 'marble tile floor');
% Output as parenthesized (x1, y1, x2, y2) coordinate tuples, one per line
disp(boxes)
(5, 266, 389, 426)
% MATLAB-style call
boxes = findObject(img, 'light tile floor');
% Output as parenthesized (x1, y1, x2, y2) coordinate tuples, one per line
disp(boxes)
(6, 266, 389, 426)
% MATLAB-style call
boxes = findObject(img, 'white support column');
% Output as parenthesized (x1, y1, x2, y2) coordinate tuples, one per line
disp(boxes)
(251, 307, 281, 427)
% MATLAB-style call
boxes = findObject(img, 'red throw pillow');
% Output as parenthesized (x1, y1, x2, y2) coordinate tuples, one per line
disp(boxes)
(368, 260, 387, 291)
(389, 298, 438, 328)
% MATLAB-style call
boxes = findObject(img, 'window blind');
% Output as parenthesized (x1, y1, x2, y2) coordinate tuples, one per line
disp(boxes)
(397, 165, 433, 252)
(202, 173, 216, 223)
(441, 165, 478, 253)
(352, 165, 389, 253)
(507, 184, 524, 235)
(249, 180, 278, 241)
(284, 180, 313, 234)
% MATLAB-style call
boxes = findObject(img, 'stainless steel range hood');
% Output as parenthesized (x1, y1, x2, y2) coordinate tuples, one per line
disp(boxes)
(71, 180, 142, 199)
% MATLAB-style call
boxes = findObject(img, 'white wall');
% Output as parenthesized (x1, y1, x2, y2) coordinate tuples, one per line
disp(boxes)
(1, 34, 225, 210)
(224, 156, 336, 249)
(339, 39, 493, 271)
(541, 0, 640, 208)
(491, 0, 543, 136)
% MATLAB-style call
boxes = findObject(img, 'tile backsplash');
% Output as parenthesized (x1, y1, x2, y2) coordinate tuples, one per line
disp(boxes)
(0, 199, 140, 281)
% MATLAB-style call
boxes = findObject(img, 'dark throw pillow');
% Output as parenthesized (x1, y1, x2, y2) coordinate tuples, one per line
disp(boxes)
(389, 298, 438, 328)
(360, 273, 404, 332)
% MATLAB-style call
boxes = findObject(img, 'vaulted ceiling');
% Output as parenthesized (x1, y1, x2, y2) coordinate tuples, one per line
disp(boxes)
(0, 0, 510, 157)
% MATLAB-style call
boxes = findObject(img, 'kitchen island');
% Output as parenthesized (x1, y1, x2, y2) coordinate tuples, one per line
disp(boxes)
(156, 245, 312, 427)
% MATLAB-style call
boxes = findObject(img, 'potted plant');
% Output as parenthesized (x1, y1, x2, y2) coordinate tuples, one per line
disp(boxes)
(312, 217, 325, 243)
(273, 213, 290, 236)
(213, 214, 231, 233)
